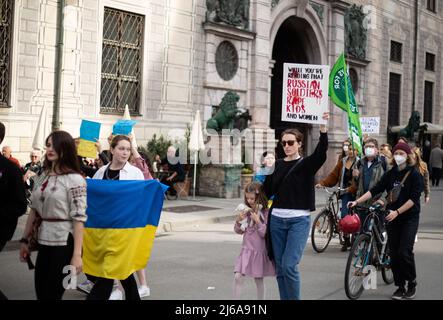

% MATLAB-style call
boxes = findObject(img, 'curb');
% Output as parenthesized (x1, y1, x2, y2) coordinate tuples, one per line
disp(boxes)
(156, 214, 236, 235)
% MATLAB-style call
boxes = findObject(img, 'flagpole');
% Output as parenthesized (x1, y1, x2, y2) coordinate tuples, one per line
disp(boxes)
(193, 151, 197, 200)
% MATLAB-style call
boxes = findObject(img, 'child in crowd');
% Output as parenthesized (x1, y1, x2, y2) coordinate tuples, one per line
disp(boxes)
(233, 182, 275, 300)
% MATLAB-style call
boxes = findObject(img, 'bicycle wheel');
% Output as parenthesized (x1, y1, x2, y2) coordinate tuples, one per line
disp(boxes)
(311, 209, 333, 253)
(381, 246, 394, 285)
(344, 234, 372, 300)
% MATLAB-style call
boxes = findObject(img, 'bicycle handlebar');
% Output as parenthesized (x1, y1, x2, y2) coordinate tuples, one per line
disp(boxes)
(323, 186, 347, 195)
(348, 204, 387, 216)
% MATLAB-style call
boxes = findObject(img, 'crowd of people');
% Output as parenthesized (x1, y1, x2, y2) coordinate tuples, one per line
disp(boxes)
(235, 120, 436, 300)
(0, 121, 186, 300)
(0, 116, 440, 300)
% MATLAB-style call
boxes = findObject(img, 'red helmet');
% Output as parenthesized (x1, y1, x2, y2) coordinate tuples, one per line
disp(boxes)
(339, 213, 361, 234)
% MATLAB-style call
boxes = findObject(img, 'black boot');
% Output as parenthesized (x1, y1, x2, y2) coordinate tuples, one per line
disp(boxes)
(341, 236, 351, 252)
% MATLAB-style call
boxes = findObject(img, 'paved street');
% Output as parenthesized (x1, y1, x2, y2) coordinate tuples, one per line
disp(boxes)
(1, 188, 442, 300)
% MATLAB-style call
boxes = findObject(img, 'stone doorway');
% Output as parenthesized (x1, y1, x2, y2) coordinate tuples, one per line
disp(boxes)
(270, 16, 322, 159)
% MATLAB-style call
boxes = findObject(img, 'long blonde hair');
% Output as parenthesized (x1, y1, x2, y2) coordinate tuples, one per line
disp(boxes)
(412, 147, 427, 176)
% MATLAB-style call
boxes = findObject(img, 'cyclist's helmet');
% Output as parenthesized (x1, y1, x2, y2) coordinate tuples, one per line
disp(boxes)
(339, 213, 361, 234)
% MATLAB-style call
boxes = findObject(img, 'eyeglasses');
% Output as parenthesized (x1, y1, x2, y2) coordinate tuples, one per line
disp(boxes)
(281, 140, 296, 147)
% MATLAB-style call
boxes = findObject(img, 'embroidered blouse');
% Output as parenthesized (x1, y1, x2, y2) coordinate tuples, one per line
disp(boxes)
(29, 172, 87, 246)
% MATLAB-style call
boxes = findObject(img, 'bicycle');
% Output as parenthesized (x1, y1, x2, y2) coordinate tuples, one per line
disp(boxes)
(344, 204, 394, 300)
(311, 187, 346, 253)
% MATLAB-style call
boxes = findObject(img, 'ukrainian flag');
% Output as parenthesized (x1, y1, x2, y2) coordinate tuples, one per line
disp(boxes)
(83, 179, 167, 280)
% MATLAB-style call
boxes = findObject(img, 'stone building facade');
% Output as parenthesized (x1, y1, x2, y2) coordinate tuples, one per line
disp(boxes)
(0, 0, 442, 180)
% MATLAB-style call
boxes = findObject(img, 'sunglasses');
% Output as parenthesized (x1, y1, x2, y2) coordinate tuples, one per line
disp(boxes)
(281, 140, 296, 147)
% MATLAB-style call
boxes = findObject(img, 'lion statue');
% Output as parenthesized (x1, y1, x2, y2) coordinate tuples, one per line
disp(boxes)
(399, 111, 427, 139)
(206, 91, 241, 132)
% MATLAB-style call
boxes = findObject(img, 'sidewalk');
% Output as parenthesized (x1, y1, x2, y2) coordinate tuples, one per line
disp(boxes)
(11, 189, 330, 241)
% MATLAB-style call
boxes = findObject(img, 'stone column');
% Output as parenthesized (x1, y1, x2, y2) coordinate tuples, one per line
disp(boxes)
(158, 0, 196, 125)
(246, 0, 276, 170)
(317, 0, 351, 178)
(59, 0, 84, 133)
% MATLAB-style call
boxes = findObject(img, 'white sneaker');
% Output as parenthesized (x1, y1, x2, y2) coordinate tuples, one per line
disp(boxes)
(138, 285, 150, 298)
(77, 279, 94, 294)
(109, 288, 123, 300)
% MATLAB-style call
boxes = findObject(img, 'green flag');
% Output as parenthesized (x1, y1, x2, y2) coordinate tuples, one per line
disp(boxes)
(329, 53, 363, 155)
(329, 53, 348, 112)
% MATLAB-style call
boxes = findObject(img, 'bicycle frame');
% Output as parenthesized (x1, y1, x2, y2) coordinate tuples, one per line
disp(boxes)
(357, 207, 389, 269)
(325, 187, 347, 243)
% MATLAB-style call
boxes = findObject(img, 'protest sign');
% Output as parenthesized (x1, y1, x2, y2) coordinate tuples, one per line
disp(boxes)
(360, 117, 380, 134)
(113, 120, 137, 135)
(78, 120, 101, 159)
(282, 63, 330, 125)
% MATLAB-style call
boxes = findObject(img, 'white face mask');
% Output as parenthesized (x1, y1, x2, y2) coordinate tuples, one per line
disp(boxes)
(343, 145, 349, 153)
(365, 147, 375, 157)
(394, 155, 407, 166)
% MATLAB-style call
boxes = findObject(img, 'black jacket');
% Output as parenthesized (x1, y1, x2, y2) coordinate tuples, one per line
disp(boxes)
(370, 165, 423, 222)
(0, 155, 27, 248)
(263, 132, 328, 212)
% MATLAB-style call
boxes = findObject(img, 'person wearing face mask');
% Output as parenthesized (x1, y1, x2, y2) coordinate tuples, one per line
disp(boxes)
(353, 138, 387, 206)
(316, 139, 359, 251)
(349, 142, 423, 300)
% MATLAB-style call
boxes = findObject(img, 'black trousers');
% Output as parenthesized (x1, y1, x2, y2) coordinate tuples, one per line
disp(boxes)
(86, 274, 140, 300)
(0, 241, 8, 300)
(387, 217, 419, 287)
(431, 167, 441, 186)
(34, 234, 74, 300)
(160, 177, 183, 196)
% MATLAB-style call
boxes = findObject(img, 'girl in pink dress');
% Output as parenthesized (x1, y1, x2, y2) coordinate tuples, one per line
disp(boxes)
(233, 182, 275, 300)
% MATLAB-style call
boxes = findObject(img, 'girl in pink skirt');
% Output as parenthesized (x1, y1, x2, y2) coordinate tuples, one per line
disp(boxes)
(233, 182, 275, 299)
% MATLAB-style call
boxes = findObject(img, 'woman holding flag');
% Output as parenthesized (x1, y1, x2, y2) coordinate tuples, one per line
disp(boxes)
(86, 135, 144, 300)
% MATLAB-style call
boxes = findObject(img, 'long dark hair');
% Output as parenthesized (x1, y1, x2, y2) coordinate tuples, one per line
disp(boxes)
(43, 131, 81, 174)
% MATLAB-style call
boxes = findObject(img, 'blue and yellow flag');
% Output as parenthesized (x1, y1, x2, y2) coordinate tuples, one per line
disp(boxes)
(78, 120, 101, 159)
(83, 179, 167, 280)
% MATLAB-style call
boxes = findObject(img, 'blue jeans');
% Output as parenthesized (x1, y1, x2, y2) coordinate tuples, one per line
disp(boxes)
(340, 192, 355, 218)
(270, 215, 310, 300)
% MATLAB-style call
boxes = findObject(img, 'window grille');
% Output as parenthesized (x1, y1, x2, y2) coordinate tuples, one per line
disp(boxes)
(390, 41, 402, 63)
(0, 0, 14, 108)
(100, 7, 144, 114)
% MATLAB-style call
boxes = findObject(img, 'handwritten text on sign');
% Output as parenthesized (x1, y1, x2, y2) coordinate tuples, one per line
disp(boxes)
(282, 63, 330, 125)
(360, 117, 380, 134)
